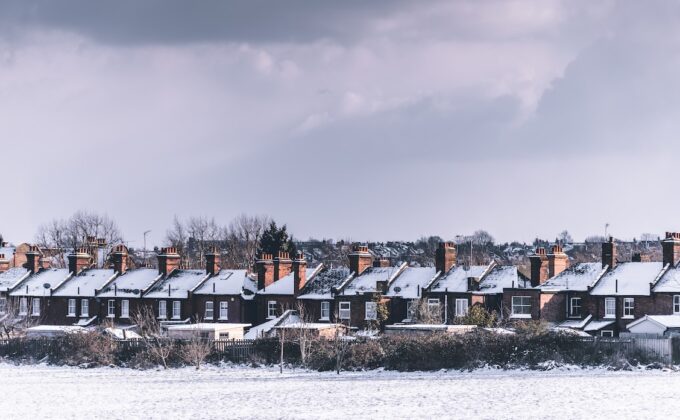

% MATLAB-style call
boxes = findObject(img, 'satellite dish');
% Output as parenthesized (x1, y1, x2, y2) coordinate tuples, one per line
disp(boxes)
(132, 289, 140, 295)
(394, 286, 401, 292)
(43, 283, 51, 289)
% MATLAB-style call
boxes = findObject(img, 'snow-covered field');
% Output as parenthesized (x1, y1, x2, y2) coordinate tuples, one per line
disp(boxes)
(1, 363, 679, 419)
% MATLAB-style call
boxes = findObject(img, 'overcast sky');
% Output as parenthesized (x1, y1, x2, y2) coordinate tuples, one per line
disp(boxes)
(1, 0, 679, 247)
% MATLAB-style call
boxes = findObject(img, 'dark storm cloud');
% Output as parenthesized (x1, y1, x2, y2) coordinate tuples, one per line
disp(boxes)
(0, 0, 411, 44)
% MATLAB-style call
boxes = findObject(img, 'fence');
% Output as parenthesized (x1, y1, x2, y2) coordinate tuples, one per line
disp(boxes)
(0, 337, 256, 362)
(566, 336, 673, 365)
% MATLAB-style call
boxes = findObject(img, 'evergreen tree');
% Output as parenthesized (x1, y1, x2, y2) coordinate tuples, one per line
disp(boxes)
(258, 221, 297, 256)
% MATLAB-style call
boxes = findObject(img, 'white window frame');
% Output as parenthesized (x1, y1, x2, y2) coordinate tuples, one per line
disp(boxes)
(31, 298, 40, 317)
(172, 301, 181, 320)
(81, 299, 89, 317)
(427, 298, 440, 310)
(107, 300, 116, 318)
(511, 296, 531, 318)
(19, 297, 27, 316)
(205, 301, 214, 320)
(219, 301, 228, 320)
(604, 297, 616, 318)
(320, 301, 330, 320)
(0, 297, 6, 315)
(67, 299, 76, 317)
(158, 300, 167, 319)
(674, 295, 680, 315)
(455, 299, 469, 317)
(267, 301, 277, 319)
(623, 298, 634, 318)
(339, 301, 351, 320)
(121, 299, 130, 318)
(601, 330, 614, 337)
(569, 297, 582, 318)
(365, 302, 378, 320)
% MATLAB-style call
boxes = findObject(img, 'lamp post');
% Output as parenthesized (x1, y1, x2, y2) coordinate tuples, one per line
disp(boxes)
(143, 230, 151, 267)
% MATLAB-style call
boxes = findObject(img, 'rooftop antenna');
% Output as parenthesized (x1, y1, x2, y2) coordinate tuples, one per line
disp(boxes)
(605, 223, 610, 239)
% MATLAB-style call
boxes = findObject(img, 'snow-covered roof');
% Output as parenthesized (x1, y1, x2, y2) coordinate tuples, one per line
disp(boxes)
(52, 269, 116, 297)
(583, 319, 615, 332)
(10, 268, 69, 296)
(0, 246, 15, 260)
(429, 264, 491, 293)
(258, 266, 322, 296)
(244, 310, 299, 339)
(143, 270, 208, 299)
(540, 263, 605, 292)
(0, 268, 29, 292)
(98, 268, 161, 298)
(193, 269, 256, 298)
(476, 265, 529, 294)
(590, 262, 663, 296)
(652, 266, 680, 293)
(339, 265, 404, 296)
(298, 267, 351, 300)
(626, 315, 680, 330)
(385, 267, 437, 298)
(558, 314, 592, 330)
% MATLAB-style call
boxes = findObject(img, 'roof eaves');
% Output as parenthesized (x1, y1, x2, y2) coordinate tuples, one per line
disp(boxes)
(587, 264, 609, 292)
(387, 262, 408, 287)
(423, 270, 442, 291)
(8, 270, 31, 292)
(651, 263, 671, 289)
(51, 272, 75, 294)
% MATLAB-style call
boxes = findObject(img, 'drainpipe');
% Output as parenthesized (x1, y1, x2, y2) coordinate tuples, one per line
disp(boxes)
(444, 294, 448, 324)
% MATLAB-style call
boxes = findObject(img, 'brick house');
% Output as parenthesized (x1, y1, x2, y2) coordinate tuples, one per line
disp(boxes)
(297, 266, 352, 323)
(141, 247, 209, 322)
(95, 245, 163, 324)
(384, 266, 438, 323)
(254, 252, 321, 324)
(191, 248, 258, 324)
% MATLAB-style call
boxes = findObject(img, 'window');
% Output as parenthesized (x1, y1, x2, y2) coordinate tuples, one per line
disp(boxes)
(81, 299, 89, 317)
(108, 300, 116, 318)
(267, 301, 278, 319)
(320, 301, 330, 320)
(121, 300, 130, 318)
(219, 301, 229, 320)
(623, 298, 634, 318)
(218, 332, 230, 339)
(427, 298, 440, 310)
(339, 302, 351, 320)
(67, 299, 76, 317)
(205, 301, 214, 320)
(455, 299, 469, 317)
(601, 330, 614, 337)
(0, 297, 6, 314)
(605, 297, 616, 318)
(674, 295, 680, 314)
(19, 298, 27, 316)
(406, 300, 416, 321)
(31, 298, 40, 316)
(172, 301, 181, 319)
(158, 301, 167, 319)
(511, 296, 531, 317)
(365, 302, 377, 320)
(569, 297, 582, 318)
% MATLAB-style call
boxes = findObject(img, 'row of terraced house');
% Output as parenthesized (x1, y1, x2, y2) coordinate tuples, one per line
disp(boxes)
(3, 233, 680, 337)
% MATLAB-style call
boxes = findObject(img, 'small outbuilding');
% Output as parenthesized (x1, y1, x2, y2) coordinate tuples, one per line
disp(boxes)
(165, 323, 251, 340)
(626, 315, 680, 337)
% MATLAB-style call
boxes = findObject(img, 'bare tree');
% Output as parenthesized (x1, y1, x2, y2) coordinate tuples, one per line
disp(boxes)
(35, 210, 123, 268)
(0, 298, 39, 339)
(332, 310, 351, 375)
(180, 328, 213, 370)
(131, 306, 174, 369)
(223, 214, 271, 269)
(412, 298, 443, 324)
(294, 302, 315, 367)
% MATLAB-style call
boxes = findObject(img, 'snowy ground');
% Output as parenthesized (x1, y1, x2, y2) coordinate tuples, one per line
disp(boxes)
(1, 363, 680, 419)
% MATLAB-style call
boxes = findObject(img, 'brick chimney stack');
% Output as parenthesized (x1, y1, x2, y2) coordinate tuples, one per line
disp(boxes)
(256, 253, 275, 290)
(662, 232, 680, 267)
(602, 237, 616, 270)
(157, 247, 181, 276)
(435, 242, 457, 274)
(529, 247, 549, 287)
(68, 248, 92, 275)
(274, 251, 293, 281)
(547, 245, 569, 278)
(0, 254, 9, 272)
(205, 246, 221, 275)
(111, 245, 128, 274)
(348, 245, 373, 276)
(373, 257, 390, 268)
(24, 245, 42, 274)
(293, 251, 307, 295)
